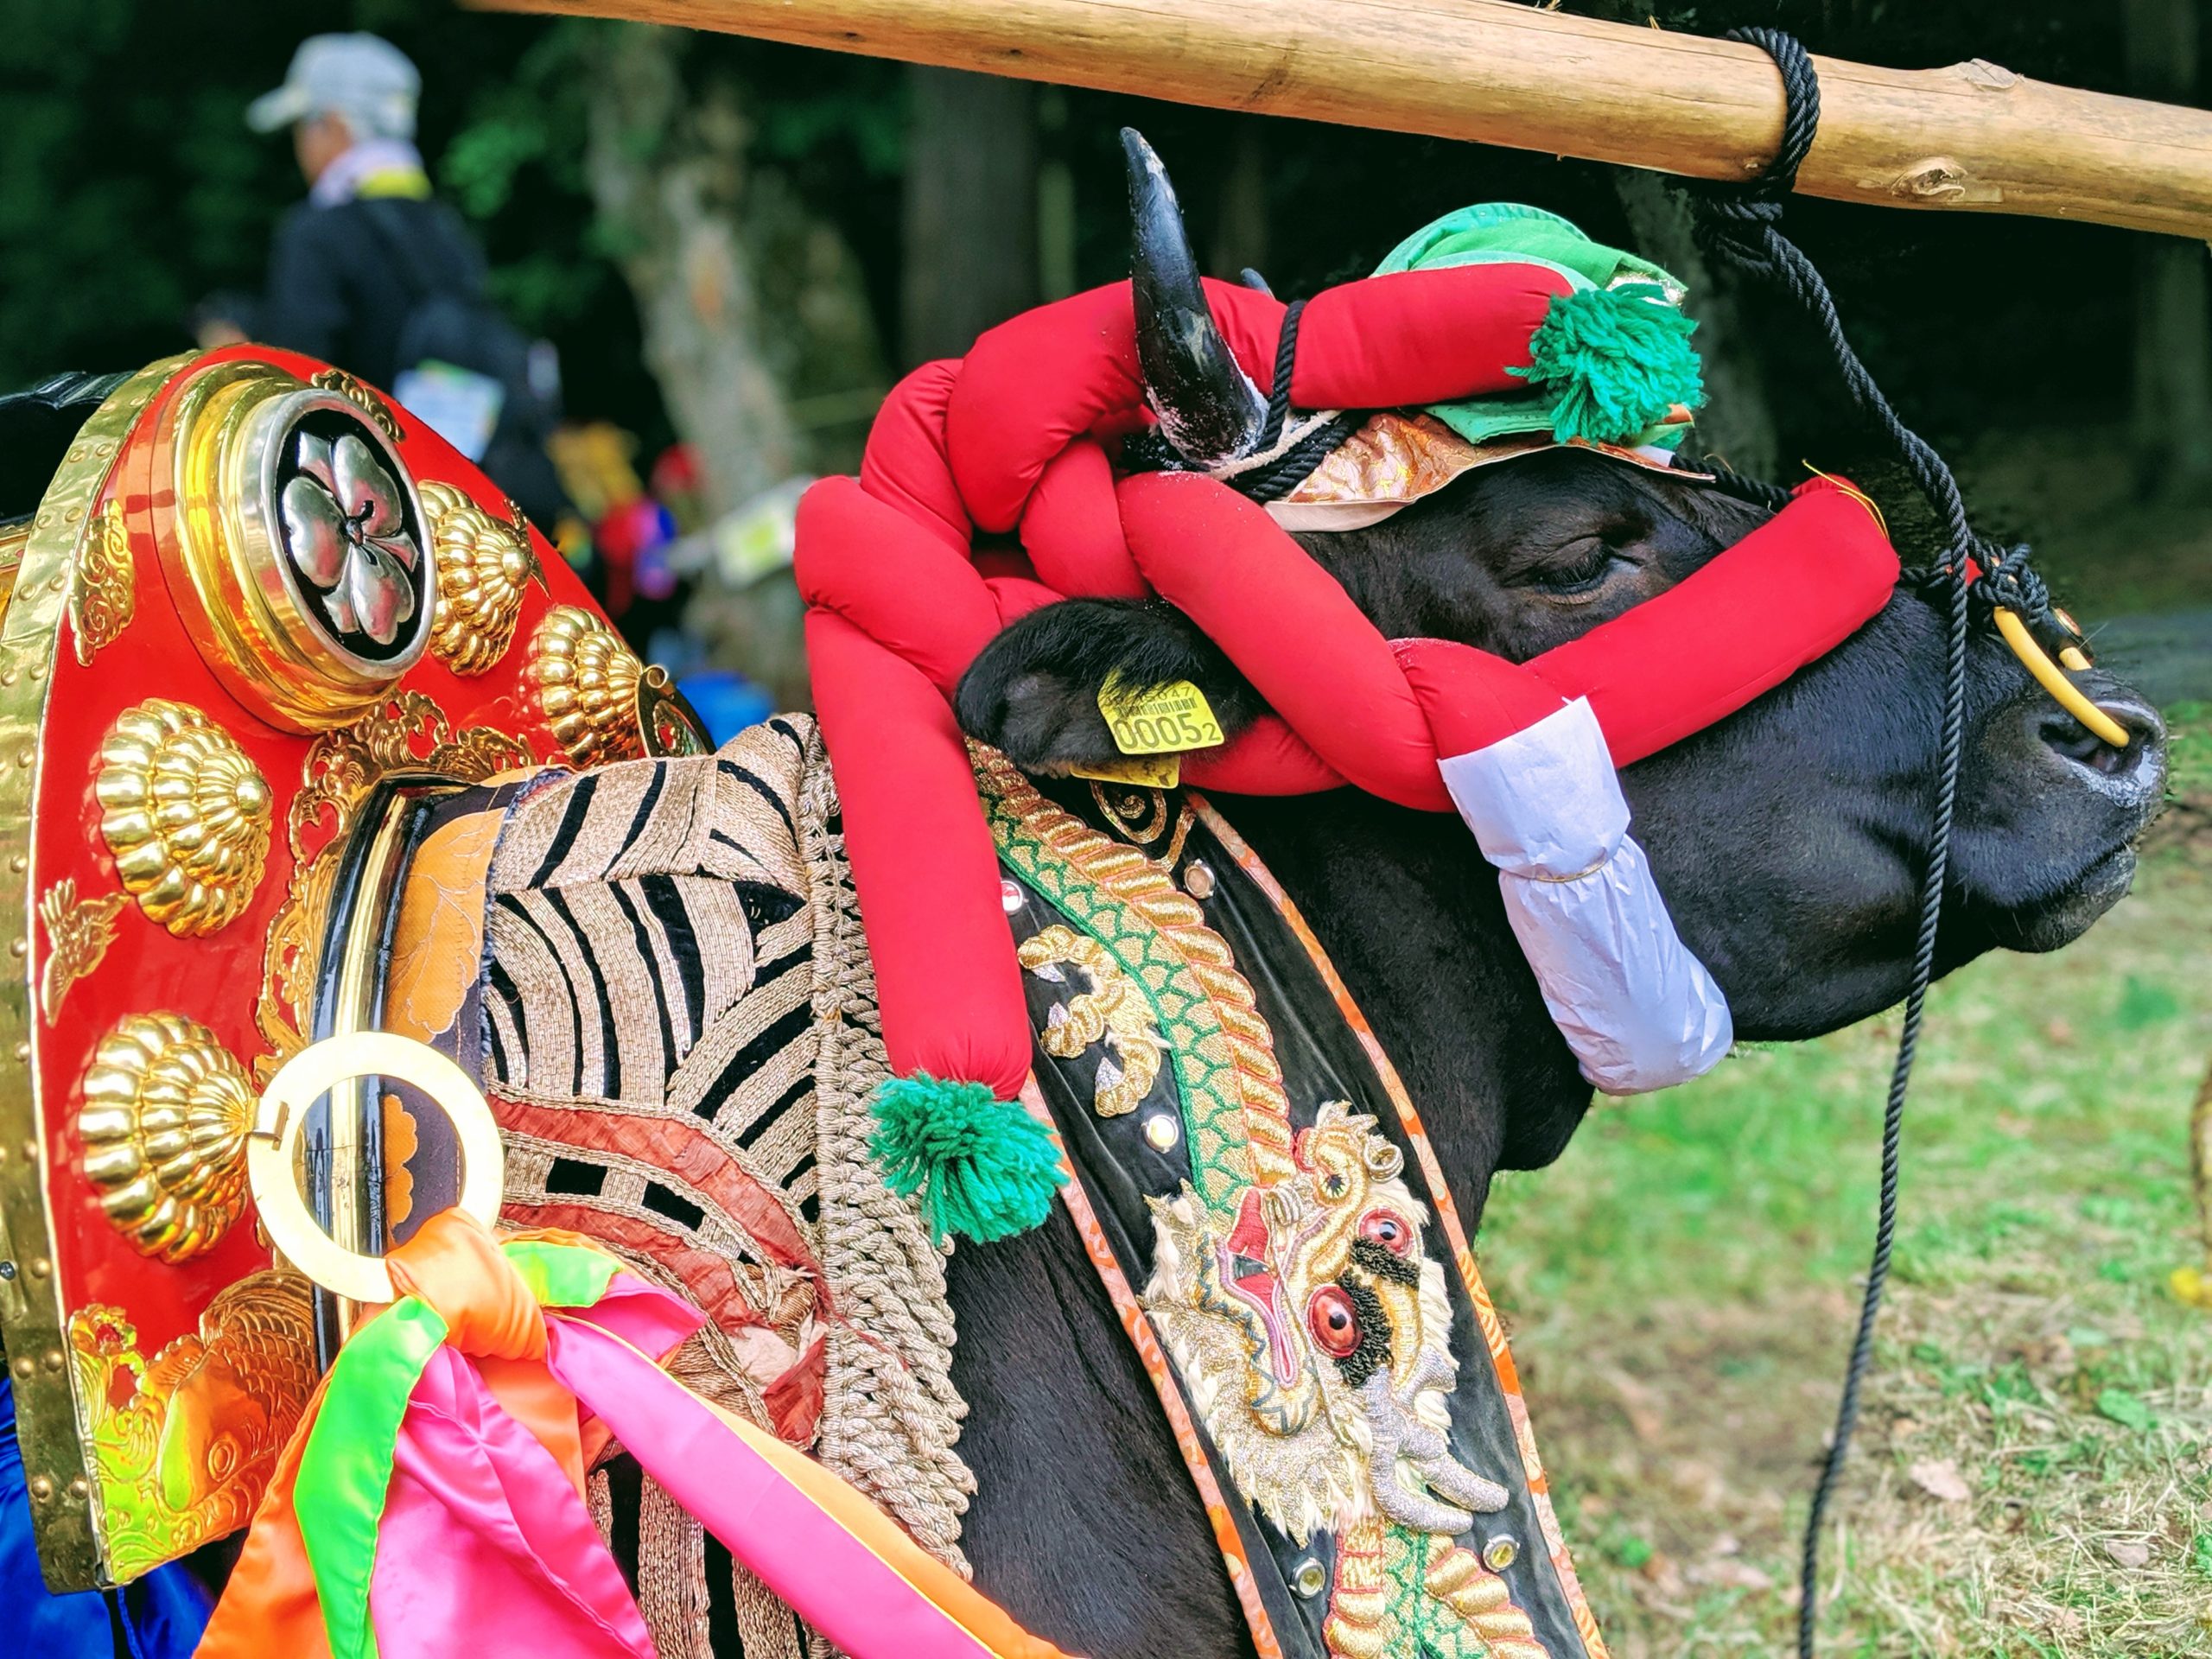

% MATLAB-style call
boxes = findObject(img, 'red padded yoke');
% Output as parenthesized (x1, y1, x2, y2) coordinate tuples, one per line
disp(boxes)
(1292, 265, 1572, 410)
(799, 269, 1902, 1101)
(1527, 479, 1900, 764)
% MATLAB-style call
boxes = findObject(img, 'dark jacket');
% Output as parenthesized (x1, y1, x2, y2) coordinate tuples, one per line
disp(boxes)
(257, 194, 569, 526)
(259, 195, 486, 391)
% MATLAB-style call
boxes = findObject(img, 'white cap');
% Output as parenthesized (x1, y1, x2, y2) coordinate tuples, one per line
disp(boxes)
(247, 34, 420, 140)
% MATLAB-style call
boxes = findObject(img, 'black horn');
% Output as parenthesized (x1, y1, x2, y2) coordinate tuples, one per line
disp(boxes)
(1122, 128, 1267, 469)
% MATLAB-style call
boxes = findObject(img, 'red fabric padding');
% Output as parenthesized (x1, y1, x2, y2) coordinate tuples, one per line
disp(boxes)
(804, 609, 1033, 1101)
(948, 280, 1290, 533)
(1393, 639, 1573, 760)
(1291, 265, 1573, 410)
(798, 270, 1903, 1101)
(1115, 473, 1451, 810)
(1022, 439, 1148, 599)
(1182, 720, 1344, 796)
(796, 479, 1001, 698)
(1526, 478, 1901, 764)
(859, 360, 970, 553)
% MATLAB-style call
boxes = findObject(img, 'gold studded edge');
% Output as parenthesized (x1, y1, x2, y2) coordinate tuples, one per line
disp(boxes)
(0, 354, 188, 1590)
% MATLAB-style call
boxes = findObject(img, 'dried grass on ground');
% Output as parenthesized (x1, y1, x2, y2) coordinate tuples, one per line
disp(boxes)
(1479, 708, 2212, 1657)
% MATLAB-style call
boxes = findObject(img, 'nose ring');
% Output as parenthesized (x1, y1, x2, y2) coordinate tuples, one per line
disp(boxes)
(1991, 608, 2129, 749)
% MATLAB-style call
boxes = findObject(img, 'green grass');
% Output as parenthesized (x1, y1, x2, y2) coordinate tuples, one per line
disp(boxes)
(1478, 712, 2212, 1656)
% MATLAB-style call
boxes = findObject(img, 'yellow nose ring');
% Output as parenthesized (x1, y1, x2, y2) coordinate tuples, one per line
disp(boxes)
(1800, 464, 2128, 752)
(1991, 608, 2130, 749)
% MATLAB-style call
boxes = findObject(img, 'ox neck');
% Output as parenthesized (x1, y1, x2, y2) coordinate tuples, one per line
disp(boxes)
(1208, 786, 1595, 1216)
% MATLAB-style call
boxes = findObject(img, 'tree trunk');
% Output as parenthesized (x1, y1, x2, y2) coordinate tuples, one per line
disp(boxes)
(2126, 0, 2212, 493)
(583, 22, 885, 705)
(583, 23, 806, 516)
(1607, 168, 1779, 482)
(1207, 122, 1270, 284)
(901, 67, 1041, 365)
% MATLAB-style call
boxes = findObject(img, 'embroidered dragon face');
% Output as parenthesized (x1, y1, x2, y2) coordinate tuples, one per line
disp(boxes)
(1144, 1100, 1509, 1543)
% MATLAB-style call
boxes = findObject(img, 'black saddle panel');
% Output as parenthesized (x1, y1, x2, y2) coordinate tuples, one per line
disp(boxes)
(0, 370, 132, 524)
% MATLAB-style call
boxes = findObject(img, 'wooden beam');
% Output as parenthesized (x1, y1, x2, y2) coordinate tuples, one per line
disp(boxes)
(469, 0, 2212, 240)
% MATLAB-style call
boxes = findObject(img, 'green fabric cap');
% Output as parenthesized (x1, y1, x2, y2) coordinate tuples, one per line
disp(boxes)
(1371, 202, 1704, 449)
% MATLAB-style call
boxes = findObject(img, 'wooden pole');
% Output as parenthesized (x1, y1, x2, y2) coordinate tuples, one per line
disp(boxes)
(469, 0, 2212, 241)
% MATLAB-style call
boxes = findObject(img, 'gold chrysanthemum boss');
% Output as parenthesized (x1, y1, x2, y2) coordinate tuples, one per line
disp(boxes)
(97, 699, 273, 935)
(423, 480, 542, 675)
(77, 1012, 256, 1261)
(528, 605, 645, 768)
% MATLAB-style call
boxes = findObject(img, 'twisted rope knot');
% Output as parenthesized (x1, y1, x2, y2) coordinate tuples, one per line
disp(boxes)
(1973, 540, 2057, 630)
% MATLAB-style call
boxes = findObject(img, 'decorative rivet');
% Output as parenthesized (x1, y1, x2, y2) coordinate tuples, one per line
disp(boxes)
(9, 938, 24, 957)
(1182, 859, 1215, 899)
(1000, 879, 1024, 915)
(29, 1257, 48, 1279)
(0, 1260, 14, 1281)
(1483, 1535, 1520, 1572)
(8, 855, 23, 872)
(15, 747, 31, 769)
(27, 1475, 51, 1502)
(21, 1139, 35, 1161)
(1142, 1112, 1181, 1152)
(41, 1348, 63, 1373)
(1292, 1557, 1328, 1599)
(1, 670, 17, 687)
(10, 1355, 31, 1379)
(67, 1476, 88, 1500)
(14, 1041, 29, 1062)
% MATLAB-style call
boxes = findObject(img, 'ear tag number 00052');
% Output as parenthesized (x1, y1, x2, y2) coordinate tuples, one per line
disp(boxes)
(1096, 674, 1224, 756)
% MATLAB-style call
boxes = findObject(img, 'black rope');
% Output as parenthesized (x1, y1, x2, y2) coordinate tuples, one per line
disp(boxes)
(1694, 31, 1974, 1656)
(1257, 297, 1307, 451)
(1237, 299, 1366, 503)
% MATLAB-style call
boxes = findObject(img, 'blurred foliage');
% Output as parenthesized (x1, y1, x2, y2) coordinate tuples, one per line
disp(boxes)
(0, 0, 2190, 521)
(0, 0, 904, 456)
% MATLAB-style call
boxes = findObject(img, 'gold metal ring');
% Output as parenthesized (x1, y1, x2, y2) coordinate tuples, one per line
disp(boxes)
(1992, 608, 2129, 748)
(246, 1033, 504, 1305)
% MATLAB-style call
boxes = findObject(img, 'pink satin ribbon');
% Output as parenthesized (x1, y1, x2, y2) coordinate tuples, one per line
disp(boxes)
(363, 1275, 1040, 1659)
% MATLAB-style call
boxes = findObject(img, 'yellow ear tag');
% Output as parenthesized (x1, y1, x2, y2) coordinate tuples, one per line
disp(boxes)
(1071, 753, 1182, 789)
(1097, 674, 1224, 756)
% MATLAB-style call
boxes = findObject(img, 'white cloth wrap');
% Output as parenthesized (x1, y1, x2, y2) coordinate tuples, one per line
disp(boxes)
(1436, 697, 1732, 1095)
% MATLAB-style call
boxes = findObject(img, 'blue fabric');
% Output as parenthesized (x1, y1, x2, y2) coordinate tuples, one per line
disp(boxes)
(1, 1376, 213, 1659)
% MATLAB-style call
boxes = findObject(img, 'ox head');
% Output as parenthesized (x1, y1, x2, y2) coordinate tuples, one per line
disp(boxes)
(959, 144, 2167, 1044)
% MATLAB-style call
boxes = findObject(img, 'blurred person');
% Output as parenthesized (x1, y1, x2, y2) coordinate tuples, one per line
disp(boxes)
(245, 33, 569, 527)
(188, 289, 258, 351)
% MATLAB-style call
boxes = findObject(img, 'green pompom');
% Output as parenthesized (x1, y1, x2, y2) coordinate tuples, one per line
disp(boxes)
(870, 1072, 1067, 1245)
(1510, 282, 1705, 447)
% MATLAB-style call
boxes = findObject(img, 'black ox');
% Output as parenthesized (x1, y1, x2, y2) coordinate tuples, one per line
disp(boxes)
(937, 156, 2168, 1658)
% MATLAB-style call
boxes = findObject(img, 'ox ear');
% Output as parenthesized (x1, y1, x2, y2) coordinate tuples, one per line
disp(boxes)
(956, 598, 1266, 775)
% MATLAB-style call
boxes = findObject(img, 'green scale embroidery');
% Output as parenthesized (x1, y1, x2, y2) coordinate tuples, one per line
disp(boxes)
(977, 772, 1250, 1214)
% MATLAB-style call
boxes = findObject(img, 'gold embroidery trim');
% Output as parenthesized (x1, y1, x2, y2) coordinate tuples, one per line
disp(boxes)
(70, 499, 134, 665)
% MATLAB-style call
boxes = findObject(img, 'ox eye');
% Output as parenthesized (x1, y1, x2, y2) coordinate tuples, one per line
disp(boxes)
(1357, 1211, 1412, 1255)
(1307, 1286, 1362, 1357)
(1530, 541, 1618, 594)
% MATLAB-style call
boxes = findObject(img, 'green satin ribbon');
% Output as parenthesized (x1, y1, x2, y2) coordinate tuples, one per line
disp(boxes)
(291, 1238, 622, 1659)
